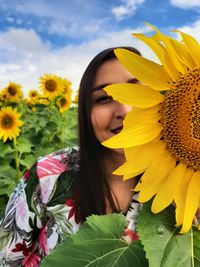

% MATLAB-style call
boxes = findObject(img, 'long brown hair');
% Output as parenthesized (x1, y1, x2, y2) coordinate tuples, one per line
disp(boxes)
(77, 47, 141, 221)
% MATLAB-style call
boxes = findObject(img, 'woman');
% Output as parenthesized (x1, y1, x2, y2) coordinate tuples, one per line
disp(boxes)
(0, 47, 142, 266)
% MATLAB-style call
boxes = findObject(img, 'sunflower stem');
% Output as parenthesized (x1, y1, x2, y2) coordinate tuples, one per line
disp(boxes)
(13, 138, 20, 183)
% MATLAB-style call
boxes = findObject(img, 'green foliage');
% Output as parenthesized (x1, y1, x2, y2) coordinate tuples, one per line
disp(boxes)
(137, 201, 200, 267)
(0, 103, 78, 217)
(41, 202, 200, 266)
(41, 213, 148, 267)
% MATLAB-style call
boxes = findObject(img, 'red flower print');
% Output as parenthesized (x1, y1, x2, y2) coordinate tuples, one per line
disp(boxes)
(38, 225, 48, 255)
(122, 229, 139, 244)
(65, 191, 81, 224)
(37, 156, 66, 179)
(22, 252, 41, 267)
(12, 240, 34, 256)
(23, 170, 31, 181)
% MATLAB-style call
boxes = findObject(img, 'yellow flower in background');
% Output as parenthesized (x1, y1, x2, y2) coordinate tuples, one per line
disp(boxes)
(56, 94, 71, 113)
(25, 89, 40, 106)
(36, 98, 50, 106)
(28, 89, 40, 99)
(103, 24, 200, 233)
(2, 82, 23, 102)
(62, 78, 72, 95)
(40, 74, 63, 99)
(73, 90, 79, 104)
(0, 106, 23, 142)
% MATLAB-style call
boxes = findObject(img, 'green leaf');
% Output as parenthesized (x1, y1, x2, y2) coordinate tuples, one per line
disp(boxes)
(137, 201, 200, 267)
(0, 195, 8, 219)
(0, 142, 13, 156)
(41, 214, 147, 267)
(17, 137, 33, 155)
(0, 177, 16, 196)
(19, 154, 36, 168)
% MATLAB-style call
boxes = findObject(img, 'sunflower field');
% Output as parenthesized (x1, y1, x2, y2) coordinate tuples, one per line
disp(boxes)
(0, 74, 78, 218)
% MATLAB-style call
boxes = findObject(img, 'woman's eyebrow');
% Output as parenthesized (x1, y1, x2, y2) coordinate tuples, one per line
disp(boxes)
(92, 78, 139, 91)
(92, 83, 110, 91)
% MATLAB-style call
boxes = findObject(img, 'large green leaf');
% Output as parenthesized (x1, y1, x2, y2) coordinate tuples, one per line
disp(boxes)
(137, 202, 200, 267)
(41, 214, 147, 267)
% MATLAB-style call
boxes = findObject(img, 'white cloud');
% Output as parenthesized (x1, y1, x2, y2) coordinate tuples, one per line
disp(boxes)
(0, 25, 156, 95)
(170, 0, 200, 9)
(6, 17, 14, 23)
(176, 19, 200, 42)
(111, 0, 145, 21)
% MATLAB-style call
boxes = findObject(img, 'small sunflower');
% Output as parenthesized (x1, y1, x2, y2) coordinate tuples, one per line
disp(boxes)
(56, 94, 71, 113)
(3, 82, 23, 102)
(103, 23, 200, 233)
(0, 106, 23, 142)
(40, 74, 63, 99)
(28, 89, 40, 99)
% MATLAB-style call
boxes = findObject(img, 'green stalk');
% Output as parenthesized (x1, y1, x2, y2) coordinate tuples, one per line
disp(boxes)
(13, 138, 20, 183)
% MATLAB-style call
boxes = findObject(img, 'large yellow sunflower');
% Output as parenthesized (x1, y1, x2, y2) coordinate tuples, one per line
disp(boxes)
(103, 24, 200, 233)
(56, 93, 71, 113)
(40, 74, 63, 99)
(0, 106, 23, 142)
(3, 82, 23, 102)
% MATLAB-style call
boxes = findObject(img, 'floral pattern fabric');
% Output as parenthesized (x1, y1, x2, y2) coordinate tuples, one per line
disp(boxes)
(0, 147, 142, 266)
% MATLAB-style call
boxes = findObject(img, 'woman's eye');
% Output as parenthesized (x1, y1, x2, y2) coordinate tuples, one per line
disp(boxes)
(96, 95, 113, 103)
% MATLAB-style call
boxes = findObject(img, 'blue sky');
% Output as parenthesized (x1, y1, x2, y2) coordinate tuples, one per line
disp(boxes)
(0, 0, 200, 93)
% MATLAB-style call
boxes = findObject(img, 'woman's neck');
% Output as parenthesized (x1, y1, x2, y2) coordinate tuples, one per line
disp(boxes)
(103, 149, 138, 213)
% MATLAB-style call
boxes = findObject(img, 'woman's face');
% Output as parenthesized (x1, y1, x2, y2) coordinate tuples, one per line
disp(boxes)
(91, 59, 137, 145)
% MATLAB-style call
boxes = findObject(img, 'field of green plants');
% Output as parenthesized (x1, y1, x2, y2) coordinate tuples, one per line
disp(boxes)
(0, 74, 78, 217)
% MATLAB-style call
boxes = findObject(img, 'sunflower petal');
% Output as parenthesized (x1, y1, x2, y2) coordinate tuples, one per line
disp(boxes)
(123, 106, 160, 128)
(103, 123, 162, 148)
(174, 168, 193, 227)
(135, 151, 176, 203)
(104, 83, 165, 108)
(180, 171, 200, 233)
(152, 163, 186, 213)
(114, 141, 166, 179)
(114, 48, 171, 90)
(176, 30, 200, 67)
(133, 33, 180, 81)
(146, 23, 187, 74)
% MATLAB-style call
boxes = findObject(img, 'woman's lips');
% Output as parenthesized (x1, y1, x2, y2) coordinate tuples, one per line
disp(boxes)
(111, 125, 123, 134)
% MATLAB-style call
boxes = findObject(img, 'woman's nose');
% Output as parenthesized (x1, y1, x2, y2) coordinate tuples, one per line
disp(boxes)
(115, 102, 132, 120)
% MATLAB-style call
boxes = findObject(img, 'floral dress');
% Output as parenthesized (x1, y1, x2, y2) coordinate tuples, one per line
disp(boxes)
(0, 147, 142, 267)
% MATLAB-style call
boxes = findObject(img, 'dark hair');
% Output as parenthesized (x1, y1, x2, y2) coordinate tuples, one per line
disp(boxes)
(77, 47, 141, 221)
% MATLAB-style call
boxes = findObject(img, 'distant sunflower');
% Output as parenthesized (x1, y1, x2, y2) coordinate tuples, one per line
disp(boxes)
(36, 98, 50, 106)
(56, 94, 71, 113)
(103, 24, 200, 233)
(28, 89, 39, 99)
(3, 82, 23, 102)
(73, 90, 79, 104)
(40, 74, 63, 99)
(62, 78, 72, 95)
(0, 106, 23, 142)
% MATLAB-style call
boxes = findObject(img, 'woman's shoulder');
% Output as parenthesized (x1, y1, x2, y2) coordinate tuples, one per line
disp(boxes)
(29, 146, 80, 205)
(37, 146, 80, 178)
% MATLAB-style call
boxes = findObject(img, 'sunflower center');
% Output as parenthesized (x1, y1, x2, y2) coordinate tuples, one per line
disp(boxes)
(1, 114, 13, 129)
(45, 80, 57, 92)
(60, 98, 67, 107)
(8, 86, 17, 96)
(31, 92, 37, 97)
(161, 68, 200, 171)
